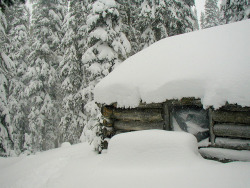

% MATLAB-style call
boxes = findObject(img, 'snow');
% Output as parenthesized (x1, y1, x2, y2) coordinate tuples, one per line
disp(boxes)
(94, 20, 250, 109)
(92, 0, 116, 14)
(1, 130, 250, 188)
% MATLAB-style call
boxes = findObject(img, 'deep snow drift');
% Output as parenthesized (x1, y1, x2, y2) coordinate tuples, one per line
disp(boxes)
(94, 20, 250, 108)
(0, 130, 250, 188)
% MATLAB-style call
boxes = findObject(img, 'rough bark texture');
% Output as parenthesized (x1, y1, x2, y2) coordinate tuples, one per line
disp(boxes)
(114, 121, 164, 131)
(213, 124, 250, 139)
(112, 108, 163, 122)
(212, 111, 250, 124)
(215, 138, 250, 150)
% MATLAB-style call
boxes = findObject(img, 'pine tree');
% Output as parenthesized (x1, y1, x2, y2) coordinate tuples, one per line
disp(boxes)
(6, 1, 31, 155)
(204, 0, 220, 28)
(165, 0, 196, 36)
(137, 0, 157, 50)
(0, 8, 16, 156)
(220, 0, 250, 24)
(25, 0, 66, 152)
(116, 0, 141, 55)
(82, 0, 131, 152)
(193, 7, 199, 30)
(200, 11, 206, 29)
(59, 0, 87, 144)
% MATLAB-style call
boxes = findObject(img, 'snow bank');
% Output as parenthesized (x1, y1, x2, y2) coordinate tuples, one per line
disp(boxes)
(94, 20, 250, 108)
(1, 131, 250, 188)
(105, 130, 202, 167)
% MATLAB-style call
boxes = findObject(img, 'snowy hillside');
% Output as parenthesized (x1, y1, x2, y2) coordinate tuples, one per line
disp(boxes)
(94, 20, 250, 109)
(0, 130, 250, 188)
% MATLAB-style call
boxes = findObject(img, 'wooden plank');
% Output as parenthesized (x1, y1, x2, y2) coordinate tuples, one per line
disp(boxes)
(112, 108, 163, 122)
(114, 121, 164, 131)
(163, 103, 171, 130)
(213, 124, 250, 139)
(209, 108, 215, 146)
(212, 111, 250, 124)
(215, 137, 250, 150)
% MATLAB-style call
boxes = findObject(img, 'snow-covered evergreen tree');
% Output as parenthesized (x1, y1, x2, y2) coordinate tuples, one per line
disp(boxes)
(165, 0, 196, 36)
(200, 11, 206, 29)
(25, 0, 66, 152)
(0, 8, 16, 156)
(135, 0, 196, 50)
(82, 0, 131, 152)
(204, 0, 220, 28)
(137, 0, 157, 49)
(116, 0, 141, 55)
(5, 1, 31, 155)
(220, 0, 250, 24)
(193, 7, 199, 30)
(59, 0, 87, 144)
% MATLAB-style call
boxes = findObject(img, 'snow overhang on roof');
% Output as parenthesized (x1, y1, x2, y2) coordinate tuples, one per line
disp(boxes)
(94, 20, 250, 109)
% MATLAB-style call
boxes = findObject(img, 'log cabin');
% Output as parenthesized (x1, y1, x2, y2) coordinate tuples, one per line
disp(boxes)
(94, 20, 250, 162)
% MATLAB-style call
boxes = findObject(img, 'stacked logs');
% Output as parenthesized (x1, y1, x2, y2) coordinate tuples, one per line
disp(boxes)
(100, 99, 250, 152)
(209, 105, 250, 150)
(101, 103, 164, 137)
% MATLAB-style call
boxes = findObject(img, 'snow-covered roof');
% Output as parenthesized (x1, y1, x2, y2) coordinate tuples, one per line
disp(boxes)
(94, 20, 250, 109)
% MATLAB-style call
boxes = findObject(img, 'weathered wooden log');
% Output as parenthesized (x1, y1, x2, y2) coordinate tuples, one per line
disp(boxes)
(112, 108, 163, 122)
(219, 103, 250, 112)
(167, 98, 202, 107)
(101, 106, 113, 118)
(102, 118, 114, 127)
(137, 102, 163, 109)
(209, 108, 215, 145)
(215, 137, 250, 150)
(212, 111, 250, 124)
(163, 103, 171, 130)
(114, 121, 164, 131)
(213, 124, 250, 139)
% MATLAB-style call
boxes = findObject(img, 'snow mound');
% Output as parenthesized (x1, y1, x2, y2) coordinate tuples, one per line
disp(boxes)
(106, 130, 203, 167)
(60, 142, 71, 148)
(94, 20, 250, 109)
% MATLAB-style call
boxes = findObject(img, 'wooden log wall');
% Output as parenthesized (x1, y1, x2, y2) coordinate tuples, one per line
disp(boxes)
(100, 99, 250, 151)
(209, 104, 250, 150)
(101, 103, 164, 136)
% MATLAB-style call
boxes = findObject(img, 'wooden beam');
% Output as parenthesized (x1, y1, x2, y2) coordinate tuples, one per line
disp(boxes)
(163, 102, 171, 130)
(112, 108, 163, 122)
(215, 137, 250, 150)
(137, 102, 163, 109)
(213, 124, 250, 139)
(219, 104, 250, 112)
(209, 108, 215, 146)
(114, 121, 164, 131)
(212, 111, 250, 124)
(167, 98, 202, 107)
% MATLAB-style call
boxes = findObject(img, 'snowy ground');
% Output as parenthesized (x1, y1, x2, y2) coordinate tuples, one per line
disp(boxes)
(1, 130, 250, 188)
